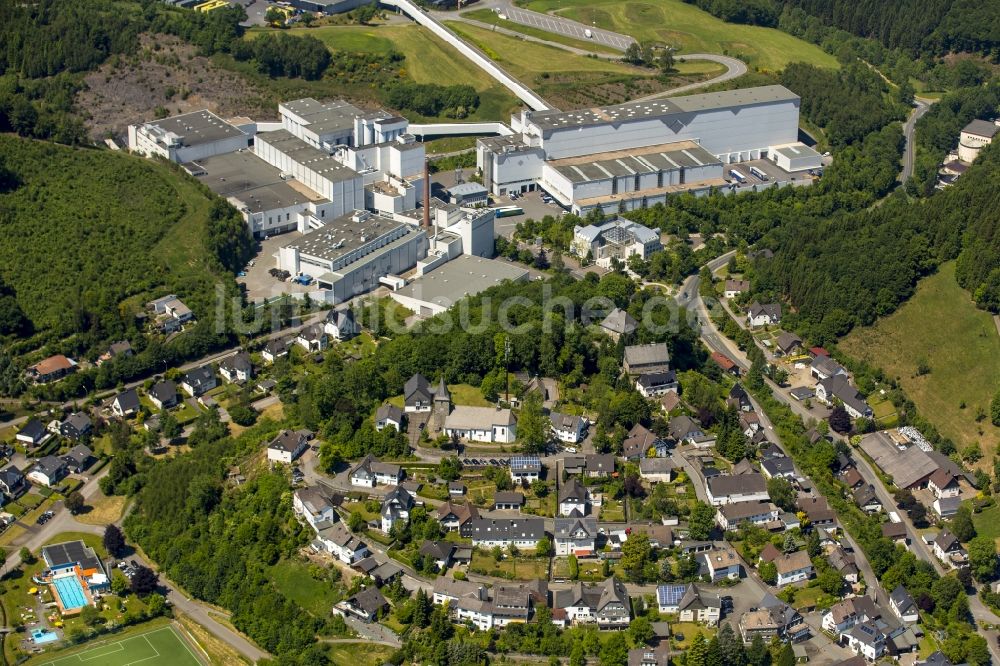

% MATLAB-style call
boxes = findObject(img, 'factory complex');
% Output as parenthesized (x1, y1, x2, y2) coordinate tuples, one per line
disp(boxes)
(478, 85, 822, 214)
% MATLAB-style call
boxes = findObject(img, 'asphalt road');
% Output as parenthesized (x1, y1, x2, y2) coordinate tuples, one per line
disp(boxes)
(901, 98, 933, 184)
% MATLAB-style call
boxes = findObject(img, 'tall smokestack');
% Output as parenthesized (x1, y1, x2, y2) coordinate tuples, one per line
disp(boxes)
(423, 158, 431, 228)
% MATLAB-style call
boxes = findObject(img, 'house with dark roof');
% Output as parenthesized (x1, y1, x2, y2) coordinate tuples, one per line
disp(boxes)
(816, 374, 872, 419)
(27, 455, 68, 487)
(342, 587, 388, 622)
(747, 302, 781, 328)
(509, 456, 542, 483)
(554, 517, 597, 556)
(563, 456, 586, 475)
(0, 465, 26, 499)
(827, 545, 859, 584)
(97, 341, 133, 366)
(219, 352, 253, 383)
(739, 594, 808, 643)
(493, 491, 525, 511)
(266, 430, 309, 463)
(16, 419, 51, 448)
(148, 380, 178, 409)
(774, 332, 803, 357)
(436, 500, 480, 533)
(558, 477, 591, 516)
(810, 355, 848, 381)
(550, 411, 586, 444)
(639, 457, 675, 483)
(931, 530, 967, 567)
(628, 644, 670, 666)
(295, 324, 328, 352)
(890, 584, 918, 624)
(623, 423, 670, 459)
(585, 454, 615, 478)
(928, 468, 960, 499)
(404, 373, 434, 413)
(324, 308, 358, 340)
(600, 308, 638, 342)
(466, 518, 545, 549)
(551, 578, 630, 629)
(61, 445, 94, 473)
(669, 415, 715, 448)
(59, 412, 93, 441)
(636, 371, 678, 398)
(933, 496, 962, 519)
(715, 501, 780, 531)
(420, 540, 459, 570)
(881, 521, 907, 544)
(623, 343, 671, 376)
(381, 485, 415, 532)
(350, 454, 403, 487)
(110, 388, 141, 418)
(853, 485, 882, 513)
(315, 521, 368, 564)
(723, 279, 749, 298)
(374, 404, 404, 432)
(727, 384, 752, 412)
(180, 365, 217, 397)
(294, 486, 337, 527)
(760, 457, 795, 480)
(797, 497, 836, 527)
(706, 473, 768, 506)
(262, 337, 290, 364)
(671, 583, 721, 626)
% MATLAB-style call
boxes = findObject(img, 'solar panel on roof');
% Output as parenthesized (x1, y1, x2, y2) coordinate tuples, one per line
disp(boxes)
(656, 584, 686, 606)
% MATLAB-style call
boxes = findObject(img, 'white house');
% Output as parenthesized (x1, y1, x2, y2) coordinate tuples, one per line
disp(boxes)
(315, 520, 369, 564)
(374, 404, 405, 432)
(746, 302, 781, 328)
(380, 486, 415, 533)
(774, 551, 813, 587)
(267, 430, 309, 463)
(110, 388, 141, 418)
(550, 412, 586, 444)
(927, 469, 960, 499)
(262, 338, 290, 364)
(557, 478, 590, 517)
(350, 455, 403, 487)
(15, 420, 51, 448)
(294, 486, 337, 528)
(180, 365, 217, 397)
(219, 352, 253, 384)
(724, 279, 749, 299)
(815, 374, 872, 419)
(26, 456, 68, 487)
(889, 585, 919, 624)
(702, 548, 742, 581)
(821, 596, 880, 635)
(466, 518, 545, 549)
(554, 517, 597, 556)
(509, 456, 542, 484)
(445, 406, 517, 444)
(706, 473, 769, 506)
(639, 458, 675, 483)
(324, 308, 358, 340)
(636, 371, 679, 398)
(295, 324, 328, 352)
(715, 501, 780, 531)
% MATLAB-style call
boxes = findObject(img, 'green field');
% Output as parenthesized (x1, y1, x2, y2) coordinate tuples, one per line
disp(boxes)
(512, 0, 838, 71)
(328, 642, 394, 666)
(32, 625, 203, 666)
(972, 502, 1000, 547)
(446, 21, 724, 109)
(840, 262, 1000, 458)
(259, 24, 518, 121)
(266, 558, 344, 617)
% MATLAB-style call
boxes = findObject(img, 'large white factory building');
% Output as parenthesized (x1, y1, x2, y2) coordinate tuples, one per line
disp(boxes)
(477, 85, 822, 214)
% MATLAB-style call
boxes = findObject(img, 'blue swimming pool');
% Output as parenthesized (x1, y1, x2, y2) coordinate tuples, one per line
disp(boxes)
(31, 629, 58, 644)
(52, 575, 87, 610)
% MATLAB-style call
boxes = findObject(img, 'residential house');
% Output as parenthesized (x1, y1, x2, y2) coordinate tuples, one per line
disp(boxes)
(324, 308, 358, 340)
(853, 485, 882, 513)
(774, 551, 814, 586)
(420, 540, 459, 570)
(552, 578, 630, 629)
(740, 594, 808, 643)
(918, 654, 957, 666)
(716, 501, 780, 531)
(636, 371, 679, 398)
(368, 561, 404, 586)
(433, 577, 486, 607)
(466, 518, 545, 549)
(295, 324, 328, 352)
(550, 412, 586, 444)
(797, 497, 836, 528)
(61, 445, 94, 473)
(26, 456, 67, 487)
(843, 621, 886, 661)
(841, 468, 865, 490)
(266, 430, 309, 463)
(315, 521, 369, 564)
(711, 352, 740, 376)
(445, 406, 517, 444)
(97, 341, 133, 366)
(148, 380, 178, 409)
(928, 469, 960, 499)
(656, 584, 687, 614)
(294, 486, 337, 528)
(706, 473, 768, 506)
(342, 587, 388, 622)
(0, 465, 26, 499)
(59, 412, 92, 441)
(600, 308, 638, 342)
(15, 419, 51, 448)
(585, 454, 615, 478)
(827, 545, 859, 584)
(436, 500, 480, 533)
(821, 596, 880, 635)
(881, 522, 908, 545)
(702, 548, 742, 581)
(816, 375, 873, 419)
(932, 530, 967, 566)
(554, 517, 598, 556)
(110, 388, 141, 418)
(639, 458, 675, 483)
(724, 279, 749, 299)
(890, 585, 919, 624)
(739, 411, 762, 438)
(491, 584, 533, 627)
(26, 354, 76, 384)
(493, 492, 525, 511)
(558, 477, 590, 516)
(404, 373, 434, 413)
(774, 332, 803, 357)
(728, 384, 753, 412)
(810, 356, 848, 382)
(759, 442, 785, 460)
(933, 496, 962, 519)
(747, 302, 782, 328)
(219, 352, 253, 383)
(374, 404, 405, 432)
(454, 597, 496, 630)
(623, 343, 671, 376)
(660, 391, 682, 414)
(262, 338, 290, 364)
(380, 485, 415, 532)
(509, 456, 542, 483)
(669, 415, 715, 448)
(760, 457, 795, 480)
(623, 423, 670, 459)
(563, 456, 586, 475)
(180, 365, 217, 397)
(628, 645, 670, 666)
(350, 455, 403, 487)
(449, 481, 466, 496)
(678, 584, 722, 626)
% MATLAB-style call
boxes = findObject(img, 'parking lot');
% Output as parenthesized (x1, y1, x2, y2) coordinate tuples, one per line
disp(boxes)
(238, 233, 316, 303)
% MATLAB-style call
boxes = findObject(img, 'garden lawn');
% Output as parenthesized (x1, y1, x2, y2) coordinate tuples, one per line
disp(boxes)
(840, 262, 1000, 460)
(513, 0, 838, 71)
(266, 558, 344, 617)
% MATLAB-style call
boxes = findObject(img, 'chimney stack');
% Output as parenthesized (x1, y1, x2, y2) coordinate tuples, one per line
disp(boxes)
(423, 158, 431, 228)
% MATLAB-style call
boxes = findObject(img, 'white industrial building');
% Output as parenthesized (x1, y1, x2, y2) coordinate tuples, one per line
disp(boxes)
(957, 119, 998, 163)
(127, 110, 250, 163)
(390, 255, 529, 317)
(277, 210, 428, 304)
(477, 85, 822, 214)
(570, 217, 661, 267)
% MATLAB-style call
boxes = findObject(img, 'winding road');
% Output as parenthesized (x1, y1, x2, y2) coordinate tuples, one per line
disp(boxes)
(901, 97, 933, 184)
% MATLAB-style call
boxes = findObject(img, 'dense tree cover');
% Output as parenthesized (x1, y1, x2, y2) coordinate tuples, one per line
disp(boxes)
(682, 0, 779, 27)
(383, 83, 480, 119)
(779, 62, 905, 148)
(231, 33, 331, 80)
(205, 199, 255, 274)
(772, 0, 1000, 58)
(125, 421, 331, 664)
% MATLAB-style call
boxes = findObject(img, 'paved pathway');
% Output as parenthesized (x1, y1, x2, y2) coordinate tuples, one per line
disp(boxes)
(900, 98, 934, 184)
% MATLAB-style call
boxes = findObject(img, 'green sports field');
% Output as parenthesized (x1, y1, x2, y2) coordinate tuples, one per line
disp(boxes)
(34, 625, 203, 666)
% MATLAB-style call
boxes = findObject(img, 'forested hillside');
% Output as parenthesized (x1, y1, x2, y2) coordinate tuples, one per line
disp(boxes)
(0, 137, 249, 389)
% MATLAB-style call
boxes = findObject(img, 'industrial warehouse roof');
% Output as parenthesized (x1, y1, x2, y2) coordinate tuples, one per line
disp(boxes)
(281, 98, 388, 136)
(525, 85, 798, 132)
(185, 151, 328, 214)
(963, 119, 1000, 139)
(256, 129, 360, 183)
(282, 211, 409, 264)
(449, 182, 488, 196)
(140, 110, 246, 147)
(549, 140, 721, 183)
(392, 256, 529, 309)
(858, 432, 939, 489)
(770, 142, 822, 161)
